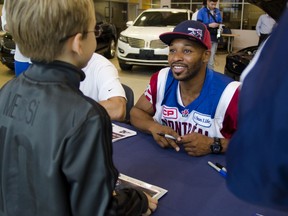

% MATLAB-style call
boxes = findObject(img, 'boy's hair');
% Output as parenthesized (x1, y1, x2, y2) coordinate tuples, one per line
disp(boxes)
(5, 0, 95, 62)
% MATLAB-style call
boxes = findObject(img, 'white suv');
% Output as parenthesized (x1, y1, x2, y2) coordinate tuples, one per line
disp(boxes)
(117, 8, 193, 70)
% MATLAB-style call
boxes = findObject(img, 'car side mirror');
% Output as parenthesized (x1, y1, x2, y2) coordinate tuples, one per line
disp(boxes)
(126, 21, 133, 27)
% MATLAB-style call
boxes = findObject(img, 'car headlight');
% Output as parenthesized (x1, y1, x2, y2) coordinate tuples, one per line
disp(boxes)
(119, 34, 128, 43)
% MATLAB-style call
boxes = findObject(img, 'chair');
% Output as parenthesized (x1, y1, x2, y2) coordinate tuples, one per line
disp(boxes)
(121, 84, 134, 123)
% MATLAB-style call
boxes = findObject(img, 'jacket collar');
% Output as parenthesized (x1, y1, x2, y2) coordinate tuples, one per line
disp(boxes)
(23, 61, 86, 89)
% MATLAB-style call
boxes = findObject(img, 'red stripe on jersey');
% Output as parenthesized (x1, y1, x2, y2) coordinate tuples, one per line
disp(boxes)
(144, 71, 160, 112)
(221, 86, 240, 138)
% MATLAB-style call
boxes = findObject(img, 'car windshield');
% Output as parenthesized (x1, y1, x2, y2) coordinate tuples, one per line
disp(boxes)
(133, 11, 188, 27)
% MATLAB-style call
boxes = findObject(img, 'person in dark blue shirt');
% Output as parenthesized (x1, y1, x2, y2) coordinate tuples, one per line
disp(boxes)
(226, 0, 288, 212)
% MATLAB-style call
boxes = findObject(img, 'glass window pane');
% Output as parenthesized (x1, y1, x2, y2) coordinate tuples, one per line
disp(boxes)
(191, 4, 204, 13)
(220, 3, 242, 29)
(221, 0, 242, 2)
(243, 3, 264, 30)
(171, 3, 191, 10)
(171, 0, 190, 3)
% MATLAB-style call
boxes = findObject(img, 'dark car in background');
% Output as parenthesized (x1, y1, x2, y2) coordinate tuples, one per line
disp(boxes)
(224, 46, 258, 81)
(95, 12, 117, 59)
(0, 32, 15, 70)
(0, 12, 117, 70)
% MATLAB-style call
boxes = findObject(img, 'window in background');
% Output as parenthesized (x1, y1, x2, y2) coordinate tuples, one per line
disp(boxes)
(152, 0, 264, 30)
(242, 3, 263, 30)
(220, 3, 243, 29)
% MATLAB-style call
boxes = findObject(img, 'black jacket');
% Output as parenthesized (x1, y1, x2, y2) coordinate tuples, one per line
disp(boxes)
(0, 61, 147, 216)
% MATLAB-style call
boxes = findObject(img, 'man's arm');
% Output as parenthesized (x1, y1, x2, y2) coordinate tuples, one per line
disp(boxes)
(99, 96, 126, 121)
(130, 94, 180, 151)
(81, 53, 127, 122)
(178, 133, 229, 156)
(130, 94, 157, 133)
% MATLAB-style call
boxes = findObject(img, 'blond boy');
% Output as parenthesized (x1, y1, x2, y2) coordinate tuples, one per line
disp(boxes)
(0, 0, 157, 215)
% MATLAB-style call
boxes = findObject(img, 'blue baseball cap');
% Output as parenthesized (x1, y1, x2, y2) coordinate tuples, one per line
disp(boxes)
(160, 20, 212, 50)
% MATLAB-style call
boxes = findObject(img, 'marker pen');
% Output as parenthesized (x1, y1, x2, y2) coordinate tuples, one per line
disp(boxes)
(157, 132, 176, 141)
(208, 161, 227, 178)
(215, 162, 227, 173)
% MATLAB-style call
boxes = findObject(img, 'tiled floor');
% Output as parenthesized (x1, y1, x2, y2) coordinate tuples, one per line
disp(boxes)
(0, 52, 228, 101)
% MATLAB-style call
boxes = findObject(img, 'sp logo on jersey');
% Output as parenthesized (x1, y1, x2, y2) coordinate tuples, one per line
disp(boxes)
(163, 106, 178, 119)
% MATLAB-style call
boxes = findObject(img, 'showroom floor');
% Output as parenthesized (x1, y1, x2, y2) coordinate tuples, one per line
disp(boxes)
(0, 53, 227, 102)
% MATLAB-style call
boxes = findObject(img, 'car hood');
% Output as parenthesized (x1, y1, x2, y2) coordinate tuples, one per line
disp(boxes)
(121, 26, 175, 40)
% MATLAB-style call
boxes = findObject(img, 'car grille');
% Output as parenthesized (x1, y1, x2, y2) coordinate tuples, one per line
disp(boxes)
(126, 53, 167, 60)
(150, 39, 167, 49)
(127, 38, 167, 49)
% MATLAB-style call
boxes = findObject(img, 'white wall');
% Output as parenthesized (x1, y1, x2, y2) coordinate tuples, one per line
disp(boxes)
(231, 29, 259, 50)
(161, 0, 171, 8)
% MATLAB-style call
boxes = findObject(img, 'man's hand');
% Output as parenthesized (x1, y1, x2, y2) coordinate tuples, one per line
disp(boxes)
(150, 125, 180, 152)
(209, 22, 220, 28)
(177, 133, 213, 156)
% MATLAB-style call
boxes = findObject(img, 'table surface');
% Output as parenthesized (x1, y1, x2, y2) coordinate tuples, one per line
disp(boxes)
(113, 123, 287, 216)
(221, 33, 239, 37)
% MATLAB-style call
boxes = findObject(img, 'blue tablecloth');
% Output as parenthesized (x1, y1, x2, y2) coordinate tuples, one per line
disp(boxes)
(112, 123, 287, 216)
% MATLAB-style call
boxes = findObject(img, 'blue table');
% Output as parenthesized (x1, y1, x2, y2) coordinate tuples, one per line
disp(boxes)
(112, 123, 287, 216)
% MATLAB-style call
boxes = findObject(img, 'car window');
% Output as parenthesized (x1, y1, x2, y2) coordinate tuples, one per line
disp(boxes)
(134, 11, 188, 27)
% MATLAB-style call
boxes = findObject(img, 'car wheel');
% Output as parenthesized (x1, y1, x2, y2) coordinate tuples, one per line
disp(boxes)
(104, 38, 116, 59)
(119, 62, 133, 70)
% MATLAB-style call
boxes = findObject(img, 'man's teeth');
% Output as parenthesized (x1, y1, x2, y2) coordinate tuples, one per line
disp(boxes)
(174, 66, 184, 69)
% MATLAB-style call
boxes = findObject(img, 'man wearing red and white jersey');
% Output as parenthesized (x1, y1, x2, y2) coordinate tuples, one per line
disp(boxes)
(130, 20, 240, 156)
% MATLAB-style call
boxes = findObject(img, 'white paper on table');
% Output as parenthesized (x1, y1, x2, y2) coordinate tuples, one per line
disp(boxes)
(112, 123, 137, 142)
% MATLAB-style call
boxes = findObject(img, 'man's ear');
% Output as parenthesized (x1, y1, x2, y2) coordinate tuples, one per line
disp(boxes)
(203, 50, 211, 63)
(71, 33, 83, 56)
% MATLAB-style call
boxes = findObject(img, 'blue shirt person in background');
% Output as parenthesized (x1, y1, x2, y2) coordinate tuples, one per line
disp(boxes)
(197, 0, 222, 69)
(1, 0, 31, 76)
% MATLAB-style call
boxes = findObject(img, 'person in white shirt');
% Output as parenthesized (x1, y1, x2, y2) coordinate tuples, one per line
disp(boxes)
(191, 0, 206, 21)
(80, 53, 127, 121)
(256, 13, 276, 45)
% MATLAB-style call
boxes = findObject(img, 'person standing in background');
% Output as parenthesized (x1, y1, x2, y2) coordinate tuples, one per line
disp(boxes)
(256, 13, 276, 46)
(197, 0, 222, 70)
(1, 0, 31, 76)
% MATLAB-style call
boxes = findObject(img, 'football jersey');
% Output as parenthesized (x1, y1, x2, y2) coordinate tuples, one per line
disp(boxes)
(144, 67, 240, 138)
